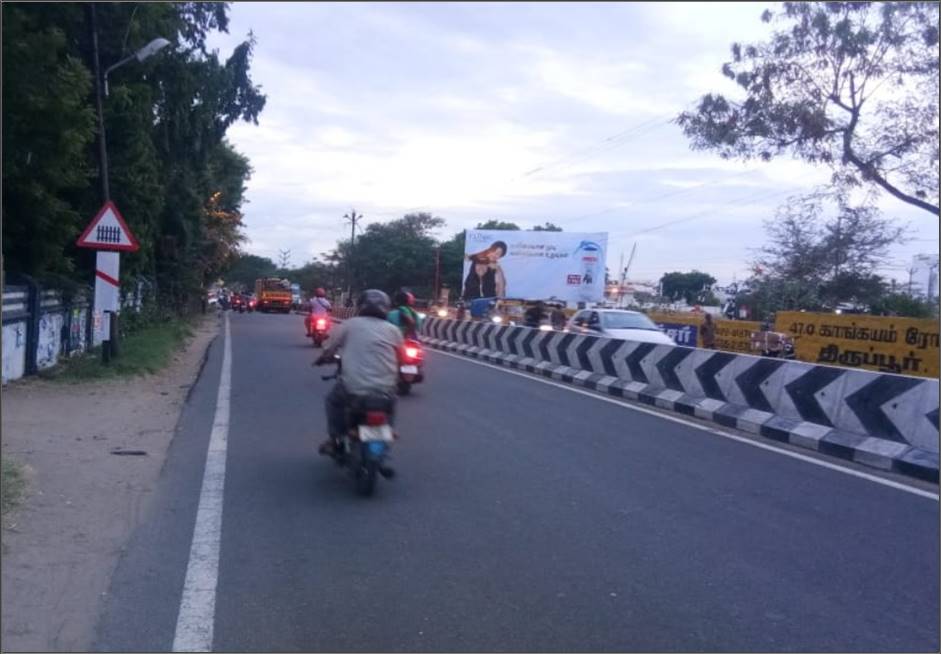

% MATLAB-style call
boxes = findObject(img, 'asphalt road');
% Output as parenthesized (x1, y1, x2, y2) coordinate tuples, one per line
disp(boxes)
(94, 311, 940, 652)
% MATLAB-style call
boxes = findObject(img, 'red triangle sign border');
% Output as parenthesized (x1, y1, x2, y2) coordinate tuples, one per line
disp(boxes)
(76, 200, 141, 252)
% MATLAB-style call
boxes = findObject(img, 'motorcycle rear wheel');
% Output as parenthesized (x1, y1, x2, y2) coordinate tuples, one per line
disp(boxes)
(356, 460, 378, 496)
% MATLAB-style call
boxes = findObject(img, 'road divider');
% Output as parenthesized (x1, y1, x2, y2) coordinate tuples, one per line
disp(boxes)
(420, 318, 939, 483)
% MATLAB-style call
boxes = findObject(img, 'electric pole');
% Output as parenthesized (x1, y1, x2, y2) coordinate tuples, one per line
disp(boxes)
(278, 249, 291, 270)
(344, 209, 362, 305)
(434, 244, 441, 304)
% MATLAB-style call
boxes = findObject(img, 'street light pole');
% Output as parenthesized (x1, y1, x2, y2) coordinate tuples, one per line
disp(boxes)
(90, 3, 110, 202)
(87, 5, 169, 362)
(344, 210, 361, 305)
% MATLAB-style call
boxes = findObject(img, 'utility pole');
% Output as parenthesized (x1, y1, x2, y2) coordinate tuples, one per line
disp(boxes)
(434, 244, 441, 303)
(344, 209, 362, 305)
(928, 262, 939, 300)
(278, 249, 291, 270)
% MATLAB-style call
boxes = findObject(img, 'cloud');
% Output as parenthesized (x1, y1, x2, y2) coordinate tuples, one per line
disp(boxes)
(206, 3, 934, 285)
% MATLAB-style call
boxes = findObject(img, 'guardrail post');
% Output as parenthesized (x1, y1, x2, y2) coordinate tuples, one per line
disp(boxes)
(17, 274, 41, 376)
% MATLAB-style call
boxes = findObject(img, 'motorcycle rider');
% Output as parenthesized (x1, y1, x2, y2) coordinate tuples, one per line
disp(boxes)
(387, 289, 422, 339)
(306, 287, 332, 336)
(524, 301, 547, 328)
(315, 289, 403, 456)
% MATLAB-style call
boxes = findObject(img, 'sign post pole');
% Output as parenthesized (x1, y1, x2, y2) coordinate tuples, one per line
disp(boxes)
(76, 201, 139, 362)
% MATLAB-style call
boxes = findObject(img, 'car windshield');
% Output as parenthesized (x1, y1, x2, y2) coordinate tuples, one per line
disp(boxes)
(601, 312, 660, 331)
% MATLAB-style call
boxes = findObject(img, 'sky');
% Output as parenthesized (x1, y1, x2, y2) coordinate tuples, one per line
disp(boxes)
(205, 2, 939, 287)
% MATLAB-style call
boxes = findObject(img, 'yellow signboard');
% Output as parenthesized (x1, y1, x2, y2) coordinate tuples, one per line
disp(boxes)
(647, 311, 761, 353)
(774, 311, 940, 379)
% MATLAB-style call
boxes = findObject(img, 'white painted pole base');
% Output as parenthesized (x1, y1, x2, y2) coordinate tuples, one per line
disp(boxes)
(93, 251, 121, 346)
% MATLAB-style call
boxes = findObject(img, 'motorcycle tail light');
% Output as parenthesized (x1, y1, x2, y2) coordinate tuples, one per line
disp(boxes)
(316, 319, 327, 329)
(404, 346, 420, 360)
(365, 411, 388, 426)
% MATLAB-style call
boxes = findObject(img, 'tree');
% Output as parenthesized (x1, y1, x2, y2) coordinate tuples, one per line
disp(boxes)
(532, 222, 563, 231)
(222, 253, 276, 289)
(747, 190, 907, 314)
(1, 2, 265, 314)
(2, 3, 97, 279)
(676, 2, 940, 215)
(475, 220, 520, 231)
(869, 292, 937, 318)
(330, 212, 444, 297)
(660, 271, 717, 305)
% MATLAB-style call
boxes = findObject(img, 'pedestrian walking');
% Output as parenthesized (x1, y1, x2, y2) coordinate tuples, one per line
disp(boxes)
(701, 313, 716, 349)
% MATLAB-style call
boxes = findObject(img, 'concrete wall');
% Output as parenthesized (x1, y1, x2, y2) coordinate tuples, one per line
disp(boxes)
(421, 318, 940, 456)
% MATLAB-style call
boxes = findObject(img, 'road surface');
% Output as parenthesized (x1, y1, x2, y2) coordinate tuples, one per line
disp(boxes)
(94, 311, 940, 652)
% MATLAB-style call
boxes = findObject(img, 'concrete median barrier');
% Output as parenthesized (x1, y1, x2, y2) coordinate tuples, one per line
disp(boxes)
(421, 318, 939, 482)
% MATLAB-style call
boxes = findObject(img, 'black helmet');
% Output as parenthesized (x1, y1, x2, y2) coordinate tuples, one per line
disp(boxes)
(357, 289, 391, 318)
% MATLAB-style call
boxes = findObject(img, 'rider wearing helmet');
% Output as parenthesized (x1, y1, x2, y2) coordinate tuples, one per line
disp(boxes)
(387, 289, 422, 339)
(315, 289, 403, 455)
(306, 287, 332, 336)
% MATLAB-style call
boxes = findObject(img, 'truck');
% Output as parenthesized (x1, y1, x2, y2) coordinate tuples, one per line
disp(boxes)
(254, 278, 293, 313)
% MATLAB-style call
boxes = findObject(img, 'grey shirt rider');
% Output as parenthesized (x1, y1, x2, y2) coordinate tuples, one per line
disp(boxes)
(322, 316, 403, 396)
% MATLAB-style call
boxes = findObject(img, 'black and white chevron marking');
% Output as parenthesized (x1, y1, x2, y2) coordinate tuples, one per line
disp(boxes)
(420, 318, 939, 483)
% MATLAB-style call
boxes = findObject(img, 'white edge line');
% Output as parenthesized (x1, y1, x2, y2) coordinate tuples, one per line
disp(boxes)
(431, 348, 939, 502)
(172, 312, 232, 651)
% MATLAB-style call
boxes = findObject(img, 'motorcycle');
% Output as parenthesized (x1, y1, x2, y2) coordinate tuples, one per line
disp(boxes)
(397, 338, 424, 396)
(307, 314, 331, 348)
(231, 295, 245, 313)
(319, 357, 396, 497)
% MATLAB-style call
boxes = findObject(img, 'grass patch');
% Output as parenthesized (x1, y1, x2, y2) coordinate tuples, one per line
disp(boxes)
(48, 316, 198, 382)
(1, 458, 27, 517)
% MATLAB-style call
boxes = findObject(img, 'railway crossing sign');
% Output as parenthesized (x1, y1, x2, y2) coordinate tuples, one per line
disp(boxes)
(76, 201, 140, 252)
(76, 201, 139, 349)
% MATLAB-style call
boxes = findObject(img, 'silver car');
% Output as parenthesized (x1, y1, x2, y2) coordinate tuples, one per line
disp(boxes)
(567, 309, 676, 345)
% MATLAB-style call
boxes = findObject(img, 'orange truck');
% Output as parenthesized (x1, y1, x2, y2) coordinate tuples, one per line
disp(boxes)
(254, 277, 293, 313)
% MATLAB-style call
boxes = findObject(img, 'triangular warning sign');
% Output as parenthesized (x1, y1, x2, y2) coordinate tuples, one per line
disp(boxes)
(76, 201, 140, 252)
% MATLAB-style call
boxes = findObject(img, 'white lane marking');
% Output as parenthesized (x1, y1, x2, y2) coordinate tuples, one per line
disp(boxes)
(173, 313, 232, 651)
(431, 349, 939, 502)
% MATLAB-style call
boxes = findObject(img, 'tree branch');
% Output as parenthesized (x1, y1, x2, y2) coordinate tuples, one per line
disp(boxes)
(845, 147, 940, 214)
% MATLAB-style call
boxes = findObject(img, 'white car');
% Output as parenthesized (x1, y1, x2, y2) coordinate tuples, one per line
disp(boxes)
(567, 309, 676, 345)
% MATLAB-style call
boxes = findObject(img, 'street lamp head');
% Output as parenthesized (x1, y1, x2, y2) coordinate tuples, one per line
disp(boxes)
(135, 37, 171, 62)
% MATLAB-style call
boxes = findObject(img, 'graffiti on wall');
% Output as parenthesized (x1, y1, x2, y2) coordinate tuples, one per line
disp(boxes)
(2, 322, 27, 383)
(36, 312, 64, 370)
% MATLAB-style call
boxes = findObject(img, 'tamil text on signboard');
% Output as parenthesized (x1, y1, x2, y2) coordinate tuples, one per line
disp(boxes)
(774, 311, 940, 378)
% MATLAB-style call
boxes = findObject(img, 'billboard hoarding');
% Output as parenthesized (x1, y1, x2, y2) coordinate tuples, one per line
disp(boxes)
(462, 230, 608, 304)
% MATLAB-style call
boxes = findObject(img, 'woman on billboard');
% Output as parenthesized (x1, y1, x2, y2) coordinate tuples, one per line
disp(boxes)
(463, 240, 507, 299)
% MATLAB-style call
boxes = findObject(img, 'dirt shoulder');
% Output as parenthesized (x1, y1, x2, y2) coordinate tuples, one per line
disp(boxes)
(1, 313, 220, 652)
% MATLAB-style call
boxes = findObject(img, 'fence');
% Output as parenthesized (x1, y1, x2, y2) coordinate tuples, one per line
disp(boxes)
(2, 274, 154, 384)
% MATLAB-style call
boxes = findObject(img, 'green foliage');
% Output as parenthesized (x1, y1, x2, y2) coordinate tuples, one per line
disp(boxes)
(223, 253, 277, 289)
(659, 271, 717, 305)
(1, 2, 265, 315)
(1, 458, 27, 518)
(2, 3, 97, 277)
(676, 2, 940, 214)
(475, 220, 520, 231)
(331, 213, 444, 297)
(50, 316, 197, 381)
(869, 292, 937, 319)
(750, 190, 907, 313)
(532, 222, 563, 231)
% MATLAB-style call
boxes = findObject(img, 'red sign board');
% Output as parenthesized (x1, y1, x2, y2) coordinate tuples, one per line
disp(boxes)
(76, 201, 140, 252)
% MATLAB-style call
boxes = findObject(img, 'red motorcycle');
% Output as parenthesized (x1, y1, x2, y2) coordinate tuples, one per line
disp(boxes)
(307, 314, 331, 348)
(397, 339, 424, 395)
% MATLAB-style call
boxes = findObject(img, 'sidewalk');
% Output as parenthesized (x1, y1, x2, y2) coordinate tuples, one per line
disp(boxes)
(1, 313, 220, 652)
